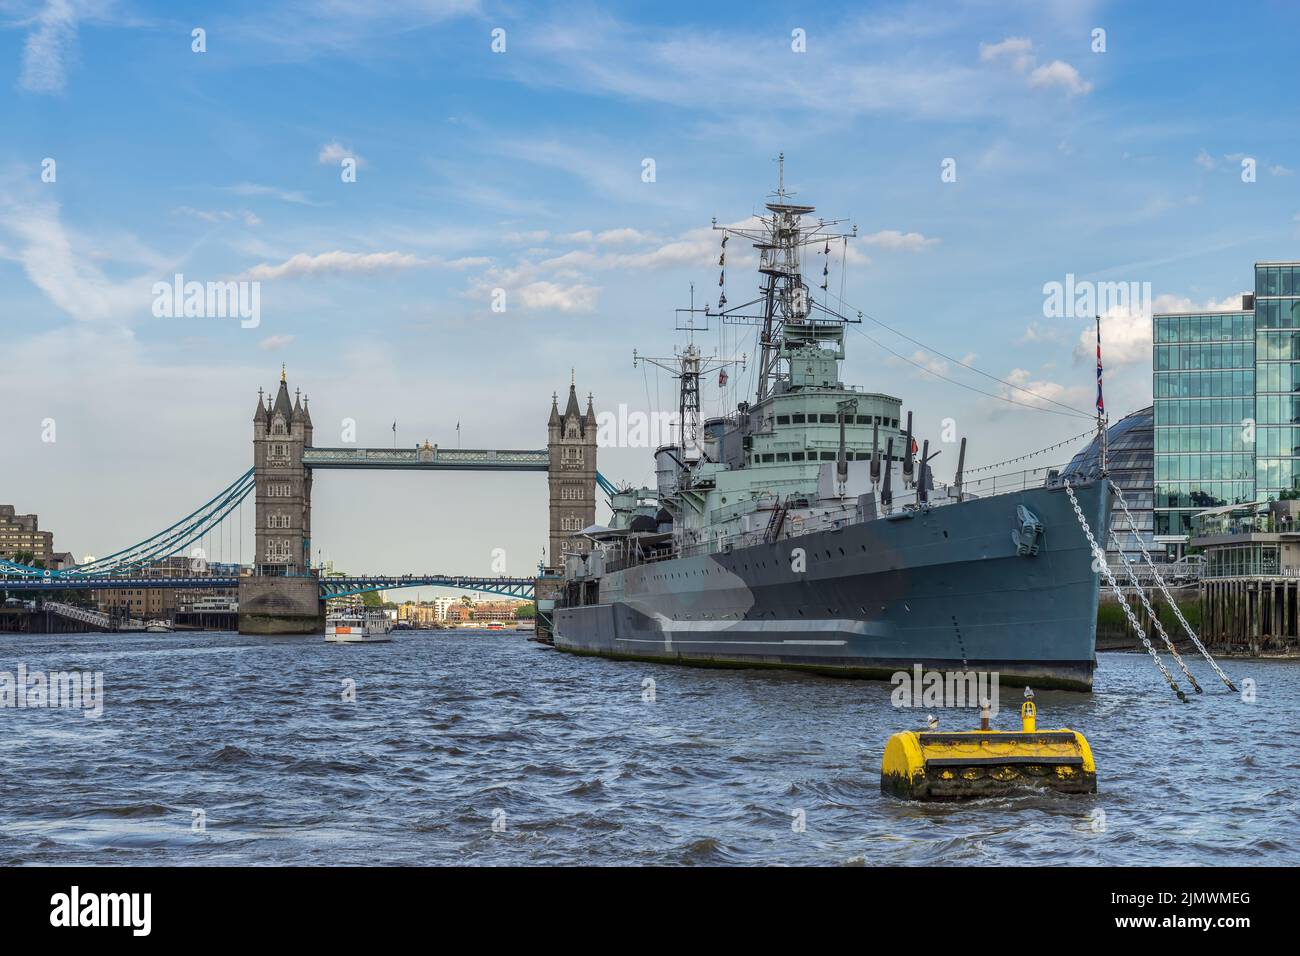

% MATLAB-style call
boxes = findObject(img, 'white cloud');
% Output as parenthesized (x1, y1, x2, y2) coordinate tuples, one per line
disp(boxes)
(979, 36, 1091, 96)
(979, 36, 1034, 71)
(998, 368, 1078, 410)
(1194, 149, 1216, 170)
(1021, 321, 1070, 345)
(907, 350, 949, 376)
(318, 141, 366, 167)
(516, 281, 599, 312)
(503, 230, 551, 244)
(1028, 60, 1092, 96)
(595, 227, 656, 245)
(1270, 164, 1294, 177)
(1072, 291, 1251, 367)
(858, 229, 939, 251)
(258, 334, 295, 350)
(242, 250, 489, 281)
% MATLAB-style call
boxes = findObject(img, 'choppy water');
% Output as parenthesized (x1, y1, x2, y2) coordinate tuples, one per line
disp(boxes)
(0, 629, 1296, 866)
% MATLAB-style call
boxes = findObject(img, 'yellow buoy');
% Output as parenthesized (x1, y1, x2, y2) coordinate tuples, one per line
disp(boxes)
(881, 700, 1096, 800)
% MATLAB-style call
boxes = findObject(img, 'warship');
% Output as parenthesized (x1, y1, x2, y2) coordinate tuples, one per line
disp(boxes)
(552, 165, 1110, 690)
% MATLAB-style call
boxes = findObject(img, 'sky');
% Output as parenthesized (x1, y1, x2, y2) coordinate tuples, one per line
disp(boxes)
(1, 0, 1298, 589)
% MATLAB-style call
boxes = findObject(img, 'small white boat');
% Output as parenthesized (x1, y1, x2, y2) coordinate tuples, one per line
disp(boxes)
(144, 619, 173, 633)
(325, 609, 393, 643)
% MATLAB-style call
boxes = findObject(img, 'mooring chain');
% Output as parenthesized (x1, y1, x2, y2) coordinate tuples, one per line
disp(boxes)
(1108, 479, 1237, 692)
(1114, 547, 1202, 693)
(1064, 481, 1188, 702)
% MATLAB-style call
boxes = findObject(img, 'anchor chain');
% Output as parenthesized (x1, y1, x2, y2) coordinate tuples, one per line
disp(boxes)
(1064, 480, 1188, 703)
(1114, 547, 1202, 693)
(1109, 479, 1237, 692)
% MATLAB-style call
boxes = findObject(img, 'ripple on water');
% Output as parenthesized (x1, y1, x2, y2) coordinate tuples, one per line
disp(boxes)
(3, 631, 1300, 865)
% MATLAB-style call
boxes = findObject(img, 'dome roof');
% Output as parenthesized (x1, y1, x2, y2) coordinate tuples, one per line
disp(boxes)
(1059, 406, 1153, 492)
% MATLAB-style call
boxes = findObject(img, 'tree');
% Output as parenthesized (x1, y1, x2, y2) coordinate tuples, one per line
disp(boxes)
(515, 603, 537, 620)
(361, 590, 382, 608)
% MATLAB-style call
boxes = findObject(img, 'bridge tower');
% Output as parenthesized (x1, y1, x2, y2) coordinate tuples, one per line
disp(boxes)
(547, 375, 597, 569)
(252, 366, 313, 574)
(239, 366, 323, 634)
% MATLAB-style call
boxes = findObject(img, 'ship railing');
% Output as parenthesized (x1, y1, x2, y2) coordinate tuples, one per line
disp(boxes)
(960, 464, 1063, 499)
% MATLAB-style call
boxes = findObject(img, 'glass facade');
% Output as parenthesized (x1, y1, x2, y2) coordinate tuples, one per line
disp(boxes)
(1153, 262, 1300, 544)
(1058, 406, 1154, 568)
(1153, 309, 1254, 539)
(1253, 263, 1300, 497)
(1203, 543, 1280, 578)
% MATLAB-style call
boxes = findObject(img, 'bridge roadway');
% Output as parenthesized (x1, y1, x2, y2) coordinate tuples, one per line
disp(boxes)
(301, 447, 549, 470)
(0, 574, 538, 600)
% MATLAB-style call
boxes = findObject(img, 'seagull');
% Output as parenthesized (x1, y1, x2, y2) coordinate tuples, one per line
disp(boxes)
(926, 714, 939, 730)
(1024, 686, 1035, 700)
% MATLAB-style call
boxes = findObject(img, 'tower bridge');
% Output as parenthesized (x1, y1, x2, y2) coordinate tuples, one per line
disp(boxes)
(0, 368, 601, 636)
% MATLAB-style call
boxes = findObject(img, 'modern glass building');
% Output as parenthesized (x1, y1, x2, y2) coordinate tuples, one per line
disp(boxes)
(1058, 406, 1155, 570)
(1153, 261, 1300, 553)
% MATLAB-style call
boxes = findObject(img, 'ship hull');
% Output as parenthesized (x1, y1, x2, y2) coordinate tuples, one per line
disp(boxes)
(553, 479, 1109, 691)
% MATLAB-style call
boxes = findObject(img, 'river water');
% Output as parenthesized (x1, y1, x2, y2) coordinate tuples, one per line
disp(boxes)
(0, 629, 1295, 866)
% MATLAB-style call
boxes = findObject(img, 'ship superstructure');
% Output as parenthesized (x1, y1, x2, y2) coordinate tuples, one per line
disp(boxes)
(553, 162, 1110, 690)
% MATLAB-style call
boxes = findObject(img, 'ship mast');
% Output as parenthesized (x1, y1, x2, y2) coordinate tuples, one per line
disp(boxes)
(634, 284, 745, 460)
(704, 153, 859, 405)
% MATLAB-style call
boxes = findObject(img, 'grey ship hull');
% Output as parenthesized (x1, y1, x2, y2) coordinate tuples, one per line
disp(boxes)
(553, 479, 1109, 691)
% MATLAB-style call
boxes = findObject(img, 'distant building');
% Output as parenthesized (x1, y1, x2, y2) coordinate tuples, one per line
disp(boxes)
(1057, 407, 1156, 569)
(1153, 262, 1300, 553)
(0, 505, 55, 565)
(442, 596, 530, 622)
(48, 552, 78, 571)
(97, 556, 239, 619)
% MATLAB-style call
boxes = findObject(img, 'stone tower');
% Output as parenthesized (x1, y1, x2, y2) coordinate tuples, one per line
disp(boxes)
(252, 366, 314, 576)
(547, 376, 597, 568)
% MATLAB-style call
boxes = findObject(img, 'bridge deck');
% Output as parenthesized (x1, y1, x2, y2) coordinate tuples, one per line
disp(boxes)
(302, 447, 548, 470)
(2, 574, 537, 600)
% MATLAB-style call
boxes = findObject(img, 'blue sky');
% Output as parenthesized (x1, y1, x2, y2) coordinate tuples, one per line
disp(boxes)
(2, 0, 1298, 582)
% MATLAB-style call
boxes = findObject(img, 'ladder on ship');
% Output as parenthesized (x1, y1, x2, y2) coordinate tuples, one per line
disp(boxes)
(764, 498, 789, 544)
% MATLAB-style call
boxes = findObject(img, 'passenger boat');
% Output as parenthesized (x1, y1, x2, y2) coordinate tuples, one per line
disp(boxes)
(325, 609, 393, 643)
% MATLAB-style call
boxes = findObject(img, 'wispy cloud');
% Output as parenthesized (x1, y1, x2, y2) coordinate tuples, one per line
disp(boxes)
(318, 141, 366, 167)
(173, 206, 261, 226)
(241, 250, 488, 281)
(0, 191, 159, 321)
(859, 229, 940, 251)
(17, 0, 94, 94)
(222, 182, 324, 207)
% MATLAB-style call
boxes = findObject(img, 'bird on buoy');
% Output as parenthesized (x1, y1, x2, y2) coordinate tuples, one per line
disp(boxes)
(1024, 686, 1034, 701)
(926, 714, 939, 730)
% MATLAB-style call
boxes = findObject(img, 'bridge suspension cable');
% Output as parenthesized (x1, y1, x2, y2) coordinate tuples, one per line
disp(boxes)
(61, 469, 256, 578)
